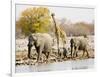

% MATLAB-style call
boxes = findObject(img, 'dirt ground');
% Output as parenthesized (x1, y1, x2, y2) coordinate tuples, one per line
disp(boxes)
(15, 35, 94, 66)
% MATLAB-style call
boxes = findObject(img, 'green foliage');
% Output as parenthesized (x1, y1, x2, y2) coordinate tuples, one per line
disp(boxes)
(17, 7, 51, 36)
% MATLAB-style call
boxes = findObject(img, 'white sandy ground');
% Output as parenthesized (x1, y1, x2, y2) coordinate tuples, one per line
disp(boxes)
(16, 59, 94, 73)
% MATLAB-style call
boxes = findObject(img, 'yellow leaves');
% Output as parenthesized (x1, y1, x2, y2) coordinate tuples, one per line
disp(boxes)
(16, 7, 51, 36)
(21, 7, 50, 20)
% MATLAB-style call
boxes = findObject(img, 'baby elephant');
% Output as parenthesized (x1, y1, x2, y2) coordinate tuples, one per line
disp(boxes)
(58, 47, 67, 60)
(27, 33, 53, 63)
(70, 37, 89, 58)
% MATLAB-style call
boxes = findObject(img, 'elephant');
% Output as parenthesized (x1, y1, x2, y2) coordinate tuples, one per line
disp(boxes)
(27, 33, 53, 63)
(56, 47, 67, 61)
(70, 37, 89, 58)
(62, 47, 67, 59)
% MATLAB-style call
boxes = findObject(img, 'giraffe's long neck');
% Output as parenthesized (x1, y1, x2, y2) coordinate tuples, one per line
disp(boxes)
(51, 14, 60, 57)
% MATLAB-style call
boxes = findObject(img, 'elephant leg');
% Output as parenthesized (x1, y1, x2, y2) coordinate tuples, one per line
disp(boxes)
(73, 47, 78, 58)
(46, 52, 50, 62)
(37, 49, 40, 62)
(65, 53, 67, 58)
(76, 51, 78, 57)
(86, 50, 89, 58)
(37, 54, 40, 63)
(63, 55, 67, 59)
(37, 51, 41, 63)
(76, 47, 78, 57)
(37, 52, 39, 62)
(63, 54, 66, 59)
(63, 51, 67, 59)
(70, 47, 73, 58)
(37, 47, 42, 63)
(66, 51, 68, 58)
(73, 51, 76, 58)
(82, 50, 85, 58)
(58, 49, 61, 58)
(71, 47, 75, 59)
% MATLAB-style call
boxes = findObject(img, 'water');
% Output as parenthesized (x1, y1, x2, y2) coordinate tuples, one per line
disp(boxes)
(16, 59, 94, 73)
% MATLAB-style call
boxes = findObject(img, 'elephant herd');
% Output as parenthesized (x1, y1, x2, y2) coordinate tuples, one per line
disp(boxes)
(27, 33, 90, 63)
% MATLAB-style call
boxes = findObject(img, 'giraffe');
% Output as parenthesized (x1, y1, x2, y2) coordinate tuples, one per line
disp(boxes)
(56, 25, 67, 48)
(51, 13, 67, 59)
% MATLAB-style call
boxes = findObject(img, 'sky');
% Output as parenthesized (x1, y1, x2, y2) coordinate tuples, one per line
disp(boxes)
(16, 4, 94, 23)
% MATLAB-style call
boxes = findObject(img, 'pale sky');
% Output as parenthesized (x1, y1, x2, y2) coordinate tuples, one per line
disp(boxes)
(16, 4, 94, 23)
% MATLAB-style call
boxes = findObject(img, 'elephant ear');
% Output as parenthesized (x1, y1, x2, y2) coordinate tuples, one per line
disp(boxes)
(32, 35, 37, 41)
(36, 37, 42, 47)
(28, 34, 33, 41)
(32, 34, 40, 47)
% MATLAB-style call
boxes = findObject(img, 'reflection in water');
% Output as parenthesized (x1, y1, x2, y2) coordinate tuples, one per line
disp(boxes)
(16, 59, 94, 73)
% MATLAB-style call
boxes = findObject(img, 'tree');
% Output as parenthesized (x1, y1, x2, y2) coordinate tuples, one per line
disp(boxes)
(17, 7, 51, 36)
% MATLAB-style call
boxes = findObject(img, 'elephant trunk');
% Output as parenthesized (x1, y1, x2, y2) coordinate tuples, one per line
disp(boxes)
(27, 41, 33, 59)
(28, 45, 32, 59)
(27, 34, 34, 59)
(70, 38, 74, 58)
